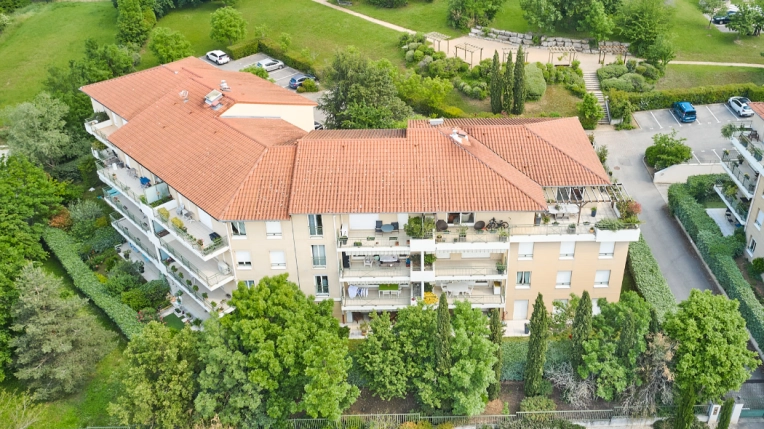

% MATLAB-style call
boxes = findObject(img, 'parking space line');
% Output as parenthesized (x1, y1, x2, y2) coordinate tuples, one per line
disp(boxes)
(649, 112, 663, 129)
(667, 109, 682, 127)
(692, 151, 701, 163)
(711, 149, 722, 161)
(723, 103, 738, 120)
(274, 72, 299, 81)
(706, 106, 721, 123)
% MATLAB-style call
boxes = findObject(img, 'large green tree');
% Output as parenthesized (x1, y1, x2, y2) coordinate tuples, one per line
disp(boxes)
(580, 0, 614, 42)
(11, 265, 115, 400)
(519, 0, 562, 33)
(511, 46, 526, 115)
(664, 290, 760, 429)
(616, 0, 673, 56)
(356, 312, 408, 400)
(109, 322, 199, 429)
(209, 7, 247, 45)
(434, 292, 453, 411)
(502, 52, 514, 114)
(524, 293, 549, 396)
(571, 291, 592, 375)
(396, 302, 439, 409)
(488, 308, 503, 400)
(644, 129, 691, 170)
(577, 93, 604, 130)
(489, 51, 503, 114)
(447, 0, 507, 29)
(318, 49, 412, 129)
(220, 275, 358, 421)
(116, 0, 153, 46)
(148, 27, 193, 63)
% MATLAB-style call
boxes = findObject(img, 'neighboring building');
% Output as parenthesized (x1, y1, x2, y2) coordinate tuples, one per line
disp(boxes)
(82, 57, 640, 330)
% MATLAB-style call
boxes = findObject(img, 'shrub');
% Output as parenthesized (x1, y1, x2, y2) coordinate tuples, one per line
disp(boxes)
(227, 38, 259, 59)
(413, 50, 424, 62)
(49, 208, 73, 230)
(638, 63, 660, 81)
(301, 78, 319, 92)
(42, 228, 143, 339)
(398, 32, 426, 47)
(432, 51, 446, 61)
(241, 65, 271, 81)
(499, 419, 585, 429)
(752, 258, 764, 275)
(524, 63, 547, 101)
(427, 57, 469, 79)
(171, 217, 185, 230)
(619, 83, 764, 112)
(399, 422, 433, 429)
(501, 338, 571, 381)
(430, 103, 465, 118)
(628, 237, 677, 321)
(405, 50, 416, 62)
(520, 395, 557, 413)
(258, 38, 318, 77)
(597, 64, 628, 81)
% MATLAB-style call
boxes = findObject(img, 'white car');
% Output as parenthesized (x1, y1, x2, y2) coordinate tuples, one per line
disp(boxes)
(206, 50, 230, 65)
(728, 96, 755, 117)
(255, 58, 285, 72)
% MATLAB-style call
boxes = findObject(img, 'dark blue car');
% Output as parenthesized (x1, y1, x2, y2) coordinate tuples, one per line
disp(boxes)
(289, 74, 317, 89)
(672, 101, 697, 123)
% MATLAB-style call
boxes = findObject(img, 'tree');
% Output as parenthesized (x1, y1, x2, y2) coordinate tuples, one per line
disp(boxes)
(644, 129, 692, 170)
(571, 291, 592, 375)
(728, 2, 760, 38)
(356, 312, 408, 400)
(664, 290, 760, 429)
(488, 308, 503, 400)
(109, 322, 199, 429)
(318, 49, 412, 129)
(717, 398, 735, 429)
(11, 265, 115, 400)
(502, 52, 514, 114)
(435, 292, 452, 375)
(209, 7, 247, 45)
(396, 302, 439, 409)
(524, 293, 549, 396)
(645, 34, 675, 69)
(117, 0, 152, 45)
(2, 92, 77, 170)
(278, 32, 292, 52)
(617, 0, 673, 56)
(701, 0, 725, 27)
(581, 0, 614, 42)
(0, 389, 44, 429)
(511, 46, 525, 115)
(577, 93, 604, 130)
(489, 51, 503, 114)
(519, 0, 562, 33)
(621, 333, 676, 416)
(148, 27, 193, 63)
(218, 275, 358, 421)
(394, 71, 453, 114)
(447, 0, 508, 29)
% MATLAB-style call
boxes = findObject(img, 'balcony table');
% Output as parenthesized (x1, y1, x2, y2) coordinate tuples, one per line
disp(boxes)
(380, 224, 394, 233)
(444, 282, 472, 297)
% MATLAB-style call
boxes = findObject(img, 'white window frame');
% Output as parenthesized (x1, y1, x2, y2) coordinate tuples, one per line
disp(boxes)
(308, 214, 323, 237)
(756, 210, 764, 230)
(447, 212, 475, 225)
(265, 221, 282, 238)
(599, 241, 615, 258)
(312, 245, 326, 268)
(556, 270, 572, 288)
(231, 221, 247, 238)
(594, 270, 611, 288)
(516, 271, 531, 289)
(236, 251, 252, 269)
(559, 242, 576, 259)
(518, 242, 534, 260)
(270, 251, 286, 269)
(748, 237, 757, 256)
(315, 275, 329, 295)
(243, 280, 256, 287)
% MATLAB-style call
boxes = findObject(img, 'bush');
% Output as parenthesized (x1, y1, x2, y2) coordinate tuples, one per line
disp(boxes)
(638, 63, 660, 81)
(601, 73, 653, 93)
(752, 258, 764, 275)
(258, 38, 318, 77)
(430, 103, 466, 118)
(620, 83, 764, 112)
(241, 65, 271, 81)
(301, 78, 319, 92)
(427, 57, 469, 79)
(227, 38, 259, 59)
(398, 32, 427, 47)
(42, 228, 143, 339)
(520, 396, 557, 412)
(413, 50, 424, 62)
(597, 64, 628, 81)
(524, 63, 547, 101)
(628, 237, 677, 321)
(405, 50, 416, 63)
(501, 338, 571, 381)
(498, 419, 585, 429)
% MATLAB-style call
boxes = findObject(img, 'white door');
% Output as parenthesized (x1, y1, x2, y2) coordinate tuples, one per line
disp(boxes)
(513, 300, 529, 320)
(198, 209, 213, 229)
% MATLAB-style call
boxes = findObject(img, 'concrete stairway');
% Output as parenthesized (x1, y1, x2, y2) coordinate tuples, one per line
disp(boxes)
(583, 71, 609, 125)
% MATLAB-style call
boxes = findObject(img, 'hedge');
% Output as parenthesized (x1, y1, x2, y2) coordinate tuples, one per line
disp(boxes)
(627, 237, 677, 321)
(501, 338, 571, 381)
(611, 83, 764, 116)
(43, 227, 144, 339)
(667, 181, 764, 347)
(227, 39, 259, 60)
(258, 38, 319, 77)
(525, 63, 547, 101)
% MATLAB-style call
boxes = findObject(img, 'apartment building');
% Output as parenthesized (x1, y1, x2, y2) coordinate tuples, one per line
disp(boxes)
(82, 57, 641, 328)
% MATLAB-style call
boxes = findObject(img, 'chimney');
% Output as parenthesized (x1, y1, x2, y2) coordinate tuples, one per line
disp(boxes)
(429, 118, 444, 126)
(449, 127, 469, 144)
(220, 80, 231, 92)
(204, 90, 224, 110)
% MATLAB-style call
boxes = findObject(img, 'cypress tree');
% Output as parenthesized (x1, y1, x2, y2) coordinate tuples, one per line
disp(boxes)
(488, 308, 503, 400)
(489, 50, 503, 114)
(648, 307, 661, 335)
(511, 45, 525, 115)
(434, 292, 452, 374)
(616, 311, 638, 363)
(116, 0, 150, 45)
(674, 385, 697, 429)
(502, 51, 514, 114)
(717, 397, 735, 429)
(524, 293, 549, 397)
(571, 291, 592, 375)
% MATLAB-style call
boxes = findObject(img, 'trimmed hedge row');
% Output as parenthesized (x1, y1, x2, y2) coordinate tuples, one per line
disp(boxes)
(667, 182, 764, 347)
(227, 39, 259, 60)
(43, 227, 144, 339)
(627, 237, 677, 321)
(258, 38, 318, 77)
(614, 83, 764, 114)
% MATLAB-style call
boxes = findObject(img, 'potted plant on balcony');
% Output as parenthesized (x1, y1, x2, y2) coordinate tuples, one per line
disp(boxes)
(458, 226, 468, 242)
(496, 262, 507, 275)
(543, 215, 550, 224)
(353, 241, 362, 247)
(424, 253, 437, 266)
(157, 207, 170, 222)
(192, 285, 199, 292)
(171, 265, 178, 273)
(339, 235, 348, 245)
(591, 206, 597, 217)
(202, 292, 208, 299)
(178, 272, 184, 280)
(497, 227, 508, 242)
(124, 249, 131, 259)
(738, 154, 745, 164)
(568, 223, 576, 234)
(186, 279, 192, 287)
(211, 301, 218, 310)
(359, 320, 370, 337)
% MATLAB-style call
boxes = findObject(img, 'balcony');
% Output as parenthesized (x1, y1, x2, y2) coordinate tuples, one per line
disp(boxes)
(341, 284, 413, 310)
(85, 118, 118, 147)
(117, 242, 162, 282)
(154, 200, 229, 261)
(340, 261, 410, 282)
(165, 267, 234, 314)
(432, 259, 507, 280)
(721, 156, 758, 198)
(103, 188, 149, 231)
(110, 213, 157, 261)
(158, 235, 234, 290)
(433, 283, 505, 308)
(714, 182, 750, 225)
(338, 229, 410, 250)
(96, 160, 172, 210)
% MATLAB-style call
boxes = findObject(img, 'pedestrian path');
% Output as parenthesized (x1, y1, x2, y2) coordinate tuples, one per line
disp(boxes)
(583, 71, 609, 124)
(310, 0, 414, 34)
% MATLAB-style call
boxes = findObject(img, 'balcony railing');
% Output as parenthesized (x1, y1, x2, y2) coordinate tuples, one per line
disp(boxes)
(714, 184, 749, 224)
(110, 213, 155, 259)
(721, 157, 757, 195)
(155, 213, 229, 258)
(103, 189, 149, 231)
(434, 228, 509, 243)
(167, 270, 212, 312)
(309, 225, 324, 236)
(313, 256, 327, 267)
(96, 160, 148, 207)
(434, 265, 505, 277)
(340, 265, 411, 279)
(510, 223, 596, 236)
(158, 237, 232, 289)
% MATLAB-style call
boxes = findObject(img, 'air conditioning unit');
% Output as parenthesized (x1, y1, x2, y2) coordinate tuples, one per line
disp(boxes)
(217, 261, 230, 275)
(340, 224, 348, 237)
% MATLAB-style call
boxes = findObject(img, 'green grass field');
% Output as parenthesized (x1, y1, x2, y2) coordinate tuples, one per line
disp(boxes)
(656, 64, 764, 90)
(348, 0, 461, 37)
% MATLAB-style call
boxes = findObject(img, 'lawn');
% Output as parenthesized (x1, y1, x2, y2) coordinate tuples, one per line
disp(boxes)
(522, 85, 580, 118)
(0, 2, 117, 110)
(348, 0, 462, 37)
(656, 64, 764, 90)
(162, 313, 186, 331)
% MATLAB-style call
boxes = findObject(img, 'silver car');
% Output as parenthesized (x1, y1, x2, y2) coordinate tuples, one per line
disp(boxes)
(255, 58, 285, 72)
(728, 96, 755, 117)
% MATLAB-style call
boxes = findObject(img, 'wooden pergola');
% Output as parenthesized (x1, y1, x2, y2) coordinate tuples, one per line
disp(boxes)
(501, 47, 516, 63)
(547, 46, 578, 66)
(454, 43, 483, 65)
(425, 32, 451, 53)
(542, 184, 632, 223)
(598, 44, 629, 64)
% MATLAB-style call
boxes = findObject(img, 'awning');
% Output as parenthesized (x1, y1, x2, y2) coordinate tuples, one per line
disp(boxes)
(343, 249, 410, 256)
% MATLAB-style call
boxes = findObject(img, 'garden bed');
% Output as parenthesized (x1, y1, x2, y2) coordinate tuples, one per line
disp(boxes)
(736, 257, 764, 305)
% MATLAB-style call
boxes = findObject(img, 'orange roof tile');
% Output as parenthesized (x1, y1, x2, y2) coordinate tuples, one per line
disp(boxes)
(303, 129, 407, 140)
(749, 102, 764, 119)
(184, 67, 316, 106)
(221, 118, 307, 146)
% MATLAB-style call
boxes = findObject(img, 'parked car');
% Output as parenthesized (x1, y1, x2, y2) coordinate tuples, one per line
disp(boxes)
(314, 121, 325, 130)
(255, 58, 285, 72)
(289, 74, 317, 89)
(206, 50, 230, 65)
(728, 96, 755, 117)
(672, 101, 697, 123)
(712, 10, 736, 24)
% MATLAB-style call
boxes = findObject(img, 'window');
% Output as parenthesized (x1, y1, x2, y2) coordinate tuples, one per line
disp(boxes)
(516, 271, 531, 288)
(265, 221, 282, 237)
(560, 242, 576, 259)
(756, 210, 764, 229)
(270, 251, 286, 269)
(231, 221, 247, 237)
(312, 245, 326, 267)
(599, 241, 615, 258)
(308, 215, 323, 236)
(556, 271, 572, 288)
(447, 212, 475, 225)
(594, 270, 611, 287)
(518, 242, 534, 259)
(748, 237, 757, 255)
(315, 275, 329, 295)
(243, 280, 256, 287)
(236, 251, 252, 268)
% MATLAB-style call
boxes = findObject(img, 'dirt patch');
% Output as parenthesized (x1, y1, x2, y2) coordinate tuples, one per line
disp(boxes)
(345, 390, 419, 415)
(735, 257, 764, 303)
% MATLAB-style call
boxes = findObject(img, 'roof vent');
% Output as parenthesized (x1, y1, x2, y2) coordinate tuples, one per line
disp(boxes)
(179, 90, 188, 103)
(220, 80, 231, 92)
(450, 127, 469, 144)
(429, 118, 444, 126)
(204, 90, 224, 109)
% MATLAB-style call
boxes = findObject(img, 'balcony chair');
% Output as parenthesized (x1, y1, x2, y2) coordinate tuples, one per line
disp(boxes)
(391, 222, 399, 231)
(375, 220, 383, 233)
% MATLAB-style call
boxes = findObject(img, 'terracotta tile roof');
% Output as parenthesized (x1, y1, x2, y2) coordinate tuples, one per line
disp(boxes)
(221, 118, 307, 146)
(749, 102, 764, 119)
(408, 118, 555, 128)
(303, 129, 407, 140)
(183, 67, 317, 106)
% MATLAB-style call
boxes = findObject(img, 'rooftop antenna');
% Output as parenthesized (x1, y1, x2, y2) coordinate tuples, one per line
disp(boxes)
(220, 80, 231, 92)
(179, 90, 189, 103)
